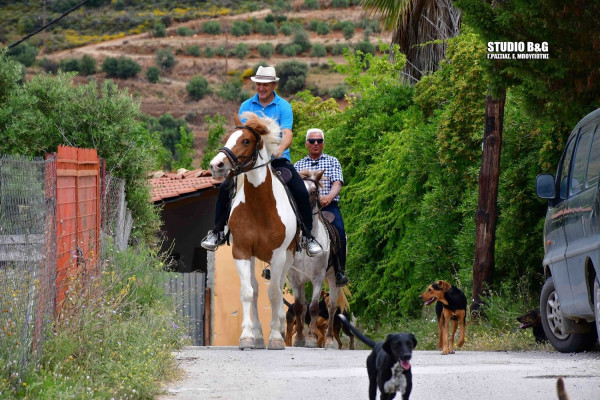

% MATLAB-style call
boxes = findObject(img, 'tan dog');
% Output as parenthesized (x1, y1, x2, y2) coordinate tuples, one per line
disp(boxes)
(420, 280, 467, 355)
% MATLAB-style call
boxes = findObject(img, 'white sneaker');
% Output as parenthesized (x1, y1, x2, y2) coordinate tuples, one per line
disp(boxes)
(201, 230, 224, 251)
(306, 237, 323, 257)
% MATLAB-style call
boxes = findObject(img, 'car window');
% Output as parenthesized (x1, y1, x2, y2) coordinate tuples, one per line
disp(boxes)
(586, 124, 600, 188)
(559, 135, 577, 200)
(570, 127, 593, 196)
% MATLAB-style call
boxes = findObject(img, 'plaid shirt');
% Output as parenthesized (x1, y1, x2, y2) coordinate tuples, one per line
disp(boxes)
(294, 154, 344, 202)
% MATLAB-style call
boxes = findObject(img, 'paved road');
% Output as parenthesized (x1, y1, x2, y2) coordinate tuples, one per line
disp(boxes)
(159, 346, 600, 400)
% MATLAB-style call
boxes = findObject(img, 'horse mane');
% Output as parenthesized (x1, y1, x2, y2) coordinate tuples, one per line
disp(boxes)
(298, 169, 324, 187)
(239, 111, 281, 157)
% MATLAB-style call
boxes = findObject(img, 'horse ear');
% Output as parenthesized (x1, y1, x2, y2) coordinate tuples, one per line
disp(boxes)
(234, 113, 241, 126)
(315, 170, 325, 181)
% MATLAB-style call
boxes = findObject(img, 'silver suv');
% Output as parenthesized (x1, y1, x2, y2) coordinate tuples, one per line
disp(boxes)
(535, 108, 600, 352)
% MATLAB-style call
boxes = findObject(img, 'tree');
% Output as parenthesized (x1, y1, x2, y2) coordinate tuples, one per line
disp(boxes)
(186, 75, 211, 100)
(360, 0, 461, 82)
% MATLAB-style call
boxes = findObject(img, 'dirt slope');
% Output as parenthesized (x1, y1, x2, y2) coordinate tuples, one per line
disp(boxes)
(43, 6, 390, 164)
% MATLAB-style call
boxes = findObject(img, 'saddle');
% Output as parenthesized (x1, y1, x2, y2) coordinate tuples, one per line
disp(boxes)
(273, 167, 304, 252)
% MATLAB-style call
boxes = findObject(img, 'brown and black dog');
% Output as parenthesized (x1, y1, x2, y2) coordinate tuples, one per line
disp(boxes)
(420, 280, 467, 355)
(516, 308, 547, 344)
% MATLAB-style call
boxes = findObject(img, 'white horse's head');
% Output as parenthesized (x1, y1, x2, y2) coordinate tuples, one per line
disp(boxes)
(299, 169, 324, 210)
(209, 112, 281, 179)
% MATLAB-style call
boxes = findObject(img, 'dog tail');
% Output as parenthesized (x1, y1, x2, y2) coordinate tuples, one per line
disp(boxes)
(283, 297, 293, 309)
(556, 377, 570, 400)
(338, 314, 376, 348)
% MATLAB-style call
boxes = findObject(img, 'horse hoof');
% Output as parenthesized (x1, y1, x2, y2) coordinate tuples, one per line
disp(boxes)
(305, 339, 317, 348)
(325, 340, 336, 350)
(268, 339, 285, 350)
(239, 338, 255, 350)
(293, 338, 306, 347)
(254, 338, 266, 349)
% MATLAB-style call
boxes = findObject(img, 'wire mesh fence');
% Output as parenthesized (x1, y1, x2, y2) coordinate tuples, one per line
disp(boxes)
(0, 154, 57, 380)
(0, 153, 131, 381)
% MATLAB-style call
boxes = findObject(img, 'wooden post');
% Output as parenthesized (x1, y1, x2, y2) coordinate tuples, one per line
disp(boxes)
(472, 92, 506, 316)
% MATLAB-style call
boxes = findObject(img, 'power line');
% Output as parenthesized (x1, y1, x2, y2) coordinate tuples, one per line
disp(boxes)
(7, 0, 94, 49)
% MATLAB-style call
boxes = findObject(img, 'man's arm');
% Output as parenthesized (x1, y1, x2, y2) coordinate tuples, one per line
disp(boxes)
(273, 128, 292, 158)
(320, 180, 342, 207)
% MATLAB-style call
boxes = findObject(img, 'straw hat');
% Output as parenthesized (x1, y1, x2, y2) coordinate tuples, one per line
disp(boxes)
(251, 66, 280, 83)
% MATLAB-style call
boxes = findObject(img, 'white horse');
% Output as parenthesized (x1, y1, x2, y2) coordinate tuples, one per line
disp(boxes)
(209, 112, 296, 350)
(288, 169, 343, 348)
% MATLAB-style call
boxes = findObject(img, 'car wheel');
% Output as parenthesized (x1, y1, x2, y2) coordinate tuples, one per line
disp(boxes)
(594, 276, 600, 346)
(539, 277, 594, 353)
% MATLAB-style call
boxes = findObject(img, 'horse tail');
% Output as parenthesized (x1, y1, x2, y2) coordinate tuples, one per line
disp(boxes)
(336, 286, 351, 314)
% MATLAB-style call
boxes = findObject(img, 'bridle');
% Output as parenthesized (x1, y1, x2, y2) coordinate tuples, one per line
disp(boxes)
(302, 176, 322, 214)
(219, 125, 271, 178)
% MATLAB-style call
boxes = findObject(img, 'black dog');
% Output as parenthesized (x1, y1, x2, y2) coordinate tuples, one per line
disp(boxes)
(517, 309, 547, 343)
(338, 314, 416, 400)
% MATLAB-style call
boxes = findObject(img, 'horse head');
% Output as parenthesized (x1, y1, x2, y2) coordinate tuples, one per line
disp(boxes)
(209, 112, 281, 179)
(299, 169, 324, 209)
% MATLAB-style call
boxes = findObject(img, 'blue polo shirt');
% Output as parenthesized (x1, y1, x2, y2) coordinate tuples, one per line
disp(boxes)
(239, 92, 293, 161)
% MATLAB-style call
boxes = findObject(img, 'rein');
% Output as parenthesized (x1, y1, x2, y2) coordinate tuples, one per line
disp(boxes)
(219, 125, 270, 178)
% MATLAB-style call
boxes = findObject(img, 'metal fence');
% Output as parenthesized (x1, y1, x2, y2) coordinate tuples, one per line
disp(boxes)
(0, 154, 57, 378)
(164, 271, 206, 345)
(0, 152, 132, 379)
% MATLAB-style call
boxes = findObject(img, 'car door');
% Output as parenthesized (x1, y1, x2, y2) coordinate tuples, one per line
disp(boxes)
(545, 134, 577, 315)
(565, 121, 600, 316)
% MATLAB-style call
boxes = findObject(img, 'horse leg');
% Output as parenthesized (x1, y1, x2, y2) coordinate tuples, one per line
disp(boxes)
(278, 252, 293, 339)
(249, 258, 265, 349)
(266, 250, 287, 350)
(293, 298, 306, 347)
(235, 258, 255, 350)
(305, 290, 321, 348)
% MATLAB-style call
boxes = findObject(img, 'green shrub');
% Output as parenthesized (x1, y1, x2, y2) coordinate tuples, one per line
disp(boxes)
(79, 55, 97, 76)
(292, 30, 311, 52)
(331, 43, 350, 55)
(231, 20, 252, 36)
(271, 0, 292, 13)
(102, 56, 141, 79)
(316, 21, 330, 35)
(204, 46, 215, 58)
(215, 45, 226, 57)
(329, 84, 347, 99)
(176, 26, 194, 36)
(275, 60, 308, 94)
(156, 48, 176, 69)
(308, 19, 320, 31)
(146, 66, 160, 83)
(332, 0, 349, 8)
(187, 45, 201, 57)
(6, 42, 39, 67)
(280, 23, 293, 36)
(257, 42, 275, 58)
(235, 43, 250, 59)
(59, 57, 80, 73)
(304, 0, 319, 9)
(256, 21, 278, 36)
(186, 75, 211, 100)
(201, 20, 221, 35)
(310, 43, 327, 58)
(39, 57, 59, 74)
(161, 14, 173, 27)
(217, 79, 251, 102)
(152, 22, 167, 37)
(283, 44, 301, 56)
(342, 21, 356, 40)
(354, 41, 376, 57)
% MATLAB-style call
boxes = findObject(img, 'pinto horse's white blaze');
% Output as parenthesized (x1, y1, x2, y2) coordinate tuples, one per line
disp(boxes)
(210, 114, 296, 350)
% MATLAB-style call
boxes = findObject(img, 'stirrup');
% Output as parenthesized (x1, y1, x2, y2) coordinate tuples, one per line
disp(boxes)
(261, 267, 271, 280)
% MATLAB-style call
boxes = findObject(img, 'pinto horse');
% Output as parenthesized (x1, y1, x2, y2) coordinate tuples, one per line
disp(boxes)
(289, 169, 343, 348)
(209, 112, 296, 350)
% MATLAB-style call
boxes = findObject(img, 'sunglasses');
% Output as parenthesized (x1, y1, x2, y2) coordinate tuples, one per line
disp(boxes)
(306, 139, 324, 144)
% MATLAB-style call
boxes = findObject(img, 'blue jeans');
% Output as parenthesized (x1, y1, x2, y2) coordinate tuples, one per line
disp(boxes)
(322, 202, 346, 268)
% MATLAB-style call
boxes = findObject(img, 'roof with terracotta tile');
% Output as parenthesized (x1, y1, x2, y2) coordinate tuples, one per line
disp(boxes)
(148, 168, 221, 202)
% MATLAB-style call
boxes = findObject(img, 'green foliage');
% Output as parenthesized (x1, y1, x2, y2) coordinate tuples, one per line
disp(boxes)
(315, 21, 331, 35)
(59, 57, 80, 73)
(275, 60, 308, 95)
(280, 23, 293, 36)
(216, 79, 251, 103)
(329, 84, 347, 99)
(331, 43, 350, 56)
(304, 0, 319, 10)
(204, 46, 215, 58)
(186, 75, 211, 100)
(234, 43, 250, 59)
(173, 126, 194, 170)
(186, 45, 201, 57)
(257, 42, 275, 58)
(256, 21, 278, 36)
(341, 21, 356, 40)
(141, 113, 193, 171)
(201, 114, 227, 169)
(332, 0, 349, 8)
(0, 53, 161, 242)
(291, 30, 311, 52)
(310, 43, 327, 58)
(102, 56, 141, 79)
(6, 42, 38, 67)
(146, 66, 160, 83)
(152, 22, 167, 37)
(5, 245, 188, 399)
(231, 20, 252, 36)
(201, 20, 221, 35)
(176, 26, 194, 36)
(155, 48, 176, 69)
(354, 41, 375, 58)
(78, 54, 97, 75)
